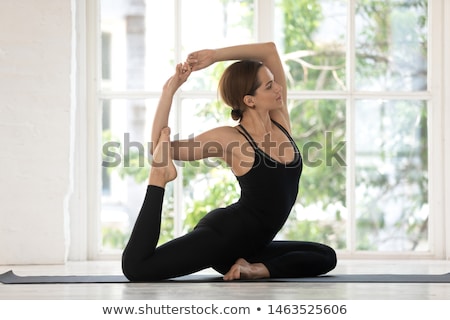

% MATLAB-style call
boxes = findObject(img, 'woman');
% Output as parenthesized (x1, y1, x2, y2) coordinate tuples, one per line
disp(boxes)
(122, 42, 337, 281)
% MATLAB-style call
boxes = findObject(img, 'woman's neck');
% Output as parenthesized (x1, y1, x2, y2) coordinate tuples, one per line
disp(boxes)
(240, 110, 272, 136)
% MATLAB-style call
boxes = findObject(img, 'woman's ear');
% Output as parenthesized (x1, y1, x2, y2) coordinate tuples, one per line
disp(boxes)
(243, 95, 255, 108)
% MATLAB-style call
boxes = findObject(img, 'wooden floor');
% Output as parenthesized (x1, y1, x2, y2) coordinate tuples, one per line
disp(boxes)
(1, 259, 449, 300)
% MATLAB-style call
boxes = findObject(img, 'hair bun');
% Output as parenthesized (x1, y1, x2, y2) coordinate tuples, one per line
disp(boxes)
(231, 108, 243, 121)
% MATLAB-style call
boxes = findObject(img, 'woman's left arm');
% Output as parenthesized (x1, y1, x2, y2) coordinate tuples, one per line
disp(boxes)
(187, 42, 290, 131)
(151, 63, 192, 154)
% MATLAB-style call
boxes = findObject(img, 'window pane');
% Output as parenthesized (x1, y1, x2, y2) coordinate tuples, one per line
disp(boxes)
(100, 0, 175, 91)
(275, 0, 347, 91)
(354, 100, 428, 251)
(282, 100, 347, 250)
(100, 99, 175, 252)
(181, 0, 255, 91)
(355, 0, 428, 91)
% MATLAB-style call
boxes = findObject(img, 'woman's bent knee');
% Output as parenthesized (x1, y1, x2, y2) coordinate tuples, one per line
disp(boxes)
(121, 255, 139, 281)
(122, 254, 168, 281)
(121, 253, 150, 281)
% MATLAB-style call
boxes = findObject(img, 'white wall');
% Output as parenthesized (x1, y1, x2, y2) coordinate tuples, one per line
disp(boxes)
(0, 0, 73, 264)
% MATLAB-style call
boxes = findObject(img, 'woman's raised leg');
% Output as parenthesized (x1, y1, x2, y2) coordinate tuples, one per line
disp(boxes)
(121, 128, 177, 280)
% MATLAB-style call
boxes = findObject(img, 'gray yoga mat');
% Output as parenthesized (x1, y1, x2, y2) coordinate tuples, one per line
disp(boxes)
(1, 270, 450, 284)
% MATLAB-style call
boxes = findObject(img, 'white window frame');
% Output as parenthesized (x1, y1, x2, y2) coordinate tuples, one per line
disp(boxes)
(444, 0, 450, 260)
(73, 0, 449, 260)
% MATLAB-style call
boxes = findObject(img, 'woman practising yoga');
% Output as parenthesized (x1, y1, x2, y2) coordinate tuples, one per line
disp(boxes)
(122, 42, 337, 281)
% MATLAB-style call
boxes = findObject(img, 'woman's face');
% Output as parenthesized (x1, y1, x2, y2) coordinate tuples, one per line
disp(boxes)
(252, 66, 283, 111)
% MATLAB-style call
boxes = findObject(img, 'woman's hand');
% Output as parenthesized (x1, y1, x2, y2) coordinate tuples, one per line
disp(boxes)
(186, 49, 216, 71)
(163, 62, 192, 94)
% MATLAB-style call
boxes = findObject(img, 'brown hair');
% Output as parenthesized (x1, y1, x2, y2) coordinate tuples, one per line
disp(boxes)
(218, 60, 263, 121)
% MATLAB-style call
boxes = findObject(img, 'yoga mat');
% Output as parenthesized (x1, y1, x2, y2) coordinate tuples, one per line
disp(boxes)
(1, 270, 450, 284)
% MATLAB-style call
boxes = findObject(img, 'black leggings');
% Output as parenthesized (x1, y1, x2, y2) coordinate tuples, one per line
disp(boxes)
(122, 186, 337, 281)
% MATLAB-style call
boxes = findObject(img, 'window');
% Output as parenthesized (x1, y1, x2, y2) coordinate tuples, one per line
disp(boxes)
(87, 0, 446, 259)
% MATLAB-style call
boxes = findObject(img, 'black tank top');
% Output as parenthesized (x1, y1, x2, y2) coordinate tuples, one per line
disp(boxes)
(235, 120, 303, 235)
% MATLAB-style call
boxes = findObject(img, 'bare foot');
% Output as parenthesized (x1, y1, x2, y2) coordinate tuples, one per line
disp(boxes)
(223, 258, 270, 281)
(148, 127, 177, 188)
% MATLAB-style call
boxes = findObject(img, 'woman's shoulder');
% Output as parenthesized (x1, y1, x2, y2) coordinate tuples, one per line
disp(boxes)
(194, 125, 243, 148)
(207, 124, 242, 137)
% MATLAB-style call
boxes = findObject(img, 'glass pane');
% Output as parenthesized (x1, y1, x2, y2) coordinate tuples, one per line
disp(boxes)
(355, 0, 428, 91)
(100, 99, 175, 252)
(100, 0, 175, 91)
(181, 0, 255, 91)
(354, 100, 428, 251)
(274, 0, 347, 90)
(282, 100, 347, 250)
(180, 99, 239, 232)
